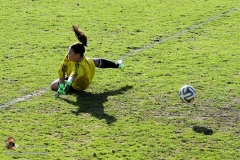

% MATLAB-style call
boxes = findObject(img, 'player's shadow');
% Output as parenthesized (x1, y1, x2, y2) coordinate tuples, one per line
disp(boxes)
(62, 85, 132, 124)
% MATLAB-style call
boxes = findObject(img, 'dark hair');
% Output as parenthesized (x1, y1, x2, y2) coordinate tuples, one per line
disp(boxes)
(71, 25, 88, 57)
(71, 43, 85, 57)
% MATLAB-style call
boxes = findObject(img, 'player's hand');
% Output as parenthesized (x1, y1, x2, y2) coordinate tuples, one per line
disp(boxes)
(58, 83, 66, 95)
(55, 84, 65, 98)
(64, 80, 72, 92)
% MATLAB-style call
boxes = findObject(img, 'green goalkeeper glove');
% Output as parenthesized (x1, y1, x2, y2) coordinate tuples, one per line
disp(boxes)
(55, 83, 66, 98)
(64, 80, 72, 92)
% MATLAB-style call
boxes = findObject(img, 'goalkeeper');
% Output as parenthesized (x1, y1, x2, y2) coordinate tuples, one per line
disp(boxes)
(50, 25, 124, 97)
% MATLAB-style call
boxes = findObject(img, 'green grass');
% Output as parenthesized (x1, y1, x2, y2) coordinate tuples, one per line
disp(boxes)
(0, 0, 240, 159)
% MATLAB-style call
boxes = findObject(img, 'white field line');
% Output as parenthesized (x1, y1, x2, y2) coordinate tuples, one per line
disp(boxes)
(119, 7, 238, 60)
(0, 88, 49, 109)
(0, 8, 238, 109)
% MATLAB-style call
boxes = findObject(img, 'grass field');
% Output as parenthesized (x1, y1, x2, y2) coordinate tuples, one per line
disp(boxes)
(0, 0, 240, 159)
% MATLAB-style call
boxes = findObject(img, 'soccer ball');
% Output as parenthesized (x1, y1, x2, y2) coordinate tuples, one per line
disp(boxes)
(179, 85, 196, 103)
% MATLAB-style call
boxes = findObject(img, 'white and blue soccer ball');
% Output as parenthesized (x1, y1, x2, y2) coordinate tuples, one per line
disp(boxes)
(179, 85, 196, 103)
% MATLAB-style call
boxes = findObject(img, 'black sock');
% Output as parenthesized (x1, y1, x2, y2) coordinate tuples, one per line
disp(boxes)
(98, 59, 118, 68)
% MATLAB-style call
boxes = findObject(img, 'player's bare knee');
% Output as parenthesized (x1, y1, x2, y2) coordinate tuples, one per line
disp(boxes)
(50, 81, 58, 91)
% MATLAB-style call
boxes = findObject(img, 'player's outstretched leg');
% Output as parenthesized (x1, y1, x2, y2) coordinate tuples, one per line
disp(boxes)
(92, 58, 124, 69)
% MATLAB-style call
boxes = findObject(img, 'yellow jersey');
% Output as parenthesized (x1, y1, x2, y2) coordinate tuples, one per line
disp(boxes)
(58, 54, 95, 91)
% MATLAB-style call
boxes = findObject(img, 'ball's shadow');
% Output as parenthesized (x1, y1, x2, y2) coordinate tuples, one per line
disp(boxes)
(192, 126, 214, 135)
(61, 85, 132, 124)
